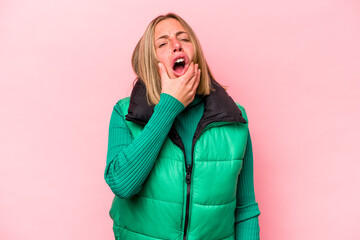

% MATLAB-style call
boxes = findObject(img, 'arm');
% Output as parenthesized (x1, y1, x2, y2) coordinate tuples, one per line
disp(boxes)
(235, 128, 261, 239)
(104, 93, 185, 199)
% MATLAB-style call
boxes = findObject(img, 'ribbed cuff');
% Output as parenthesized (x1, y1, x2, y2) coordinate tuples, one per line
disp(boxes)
(235, 202, 261, 223)
(235, 216, 260, 240)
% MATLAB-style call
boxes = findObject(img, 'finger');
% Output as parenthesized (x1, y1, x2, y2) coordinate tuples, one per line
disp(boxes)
(182, 62, 196, 81)
(191, 69, 201, 90)
(158, 62, 169, 80)
(187, 66, 198, 89)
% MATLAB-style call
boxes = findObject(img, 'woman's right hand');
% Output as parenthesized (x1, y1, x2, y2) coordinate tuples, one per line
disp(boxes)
(158, 62, 201, 108)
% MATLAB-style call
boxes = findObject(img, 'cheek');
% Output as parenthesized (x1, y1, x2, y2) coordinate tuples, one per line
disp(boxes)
(185, 45, 195, 60)
(155, 50, 162, 61)
(156, 50, 169, 64)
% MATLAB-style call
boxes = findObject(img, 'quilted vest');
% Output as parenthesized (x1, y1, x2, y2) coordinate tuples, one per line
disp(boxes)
(109, 79, 249, 240)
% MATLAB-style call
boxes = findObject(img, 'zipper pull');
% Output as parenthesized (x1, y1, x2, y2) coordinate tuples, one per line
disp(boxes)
(185, 165, 192, 184)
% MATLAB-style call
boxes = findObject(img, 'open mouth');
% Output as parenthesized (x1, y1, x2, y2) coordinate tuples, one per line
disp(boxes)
(173, 58, 186, 74)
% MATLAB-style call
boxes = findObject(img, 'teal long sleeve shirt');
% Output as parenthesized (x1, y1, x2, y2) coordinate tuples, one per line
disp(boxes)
(105, 93, 260, 239)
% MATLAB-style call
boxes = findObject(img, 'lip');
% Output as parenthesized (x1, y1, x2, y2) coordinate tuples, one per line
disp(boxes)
(171, 54, 189, 78)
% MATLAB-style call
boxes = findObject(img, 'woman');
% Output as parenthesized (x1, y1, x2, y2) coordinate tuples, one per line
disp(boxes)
(105, 13, 261, 240)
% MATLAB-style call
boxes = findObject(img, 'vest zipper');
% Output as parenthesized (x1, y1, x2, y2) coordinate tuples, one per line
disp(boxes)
(183, 163, 192, 240)
(182, 122, 236, 239)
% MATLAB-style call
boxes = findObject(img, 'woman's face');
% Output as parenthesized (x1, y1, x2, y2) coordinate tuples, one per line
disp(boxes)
(154, 18, 195, 79)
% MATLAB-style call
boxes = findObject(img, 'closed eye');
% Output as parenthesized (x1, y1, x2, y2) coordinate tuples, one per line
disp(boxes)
(159, 43, 167, 47)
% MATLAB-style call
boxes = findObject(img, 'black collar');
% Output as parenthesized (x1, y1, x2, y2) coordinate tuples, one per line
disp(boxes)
(125, 78, 247, 151)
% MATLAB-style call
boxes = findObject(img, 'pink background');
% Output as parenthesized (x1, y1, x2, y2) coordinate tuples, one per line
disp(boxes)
(1, 0, 359, 239)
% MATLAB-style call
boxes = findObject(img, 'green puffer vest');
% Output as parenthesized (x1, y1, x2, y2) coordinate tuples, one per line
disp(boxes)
(109, 79, 249, 240)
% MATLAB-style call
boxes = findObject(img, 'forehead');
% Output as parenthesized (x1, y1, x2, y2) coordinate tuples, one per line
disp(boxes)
(154, 18, 187, 39)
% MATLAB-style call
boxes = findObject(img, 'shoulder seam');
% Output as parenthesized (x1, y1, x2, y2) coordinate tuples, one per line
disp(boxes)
(114, 97, 130, 116)
(116, 96, 130, 106)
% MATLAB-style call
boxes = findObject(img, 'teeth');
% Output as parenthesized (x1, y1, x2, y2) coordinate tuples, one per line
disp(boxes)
(175, 58, 185, 63)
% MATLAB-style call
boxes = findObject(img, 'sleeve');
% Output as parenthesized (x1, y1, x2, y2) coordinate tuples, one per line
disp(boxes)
(104, 93, 185, 199)
(234, 127, 261, 239)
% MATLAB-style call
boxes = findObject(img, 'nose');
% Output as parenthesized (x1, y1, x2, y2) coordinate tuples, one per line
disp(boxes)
(171, 38, 182, 52)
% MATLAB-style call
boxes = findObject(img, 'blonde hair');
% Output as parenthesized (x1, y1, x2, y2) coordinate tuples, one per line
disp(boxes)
(131, 13, 221, 105)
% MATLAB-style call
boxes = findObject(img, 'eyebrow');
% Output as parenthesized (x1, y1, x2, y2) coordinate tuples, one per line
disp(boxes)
(155, 31, 188, 42)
